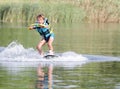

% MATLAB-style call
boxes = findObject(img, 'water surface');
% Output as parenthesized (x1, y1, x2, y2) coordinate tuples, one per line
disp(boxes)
(0, 22, 120, 89)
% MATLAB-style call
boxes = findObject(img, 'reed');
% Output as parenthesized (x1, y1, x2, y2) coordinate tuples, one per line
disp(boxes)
(0, 0, 120, 23)
(0, 0, 84, 23)
(78, 0, 120, 23)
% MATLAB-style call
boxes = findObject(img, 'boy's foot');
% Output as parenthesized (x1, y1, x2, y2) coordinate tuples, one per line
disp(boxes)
(48, 50, 54, 55)
(40, 52, 44, 57)
(40, 54, 44, 57)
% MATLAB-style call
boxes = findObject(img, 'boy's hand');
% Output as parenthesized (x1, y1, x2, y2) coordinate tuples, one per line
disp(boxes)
(28, 24, 47, 30)
(28, 26, 33, 30)
(39, 24, 46, 28)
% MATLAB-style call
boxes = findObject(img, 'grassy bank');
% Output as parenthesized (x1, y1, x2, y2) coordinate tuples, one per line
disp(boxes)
(0, 0, 85, 23)
(0, 0, 120, 23)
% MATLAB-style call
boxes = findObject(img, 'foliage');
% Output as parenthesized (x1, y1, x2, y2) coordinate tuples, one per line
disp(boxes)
(0, 0, 120, 23)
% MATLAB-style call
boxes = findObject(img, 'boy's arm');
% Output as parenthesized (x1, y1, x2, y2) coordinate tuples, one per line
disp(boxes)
(28, 26, 34, 30)
(28, 24, 37, 30)
(39, 24, 50, 28)
(28, 23, 50, 30)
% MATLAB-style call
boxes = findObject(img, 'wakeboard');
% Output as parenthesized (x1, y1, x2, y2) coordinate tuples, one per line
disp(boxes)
(43, 54, 59, 59)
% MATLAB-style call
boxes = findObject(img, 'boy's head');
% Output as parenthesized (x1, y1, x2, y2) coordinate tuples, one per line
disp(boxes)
(37, 14, 45, 24)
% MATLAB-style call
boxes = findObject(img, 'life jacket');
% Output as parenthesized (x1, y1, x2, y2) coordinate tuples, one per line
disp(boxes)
(32, 18, 53, 36)
(37, 27, 50, 36)
(44, 18, 49, 25)
(44, 18, 54, 33)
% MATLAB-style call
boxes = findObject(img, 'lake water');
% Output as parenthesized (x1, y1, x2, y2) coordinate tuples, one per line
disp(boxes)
(0, 22, 120, 89)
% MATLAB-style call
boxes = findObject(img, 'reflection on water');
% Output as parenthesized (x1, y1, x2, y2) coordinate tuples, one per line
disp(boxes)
(0, 61, 120, 89)
(36, 64, 53, 89)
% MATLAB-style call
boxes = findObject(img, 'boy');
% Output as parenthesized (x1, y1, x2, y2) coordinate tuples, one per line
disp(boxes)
(29, 14, 54, 56)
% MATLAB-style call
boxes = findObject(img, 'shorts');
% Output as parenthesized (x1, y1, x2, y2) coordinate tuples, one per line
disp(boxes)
(44, 33, 54, 42)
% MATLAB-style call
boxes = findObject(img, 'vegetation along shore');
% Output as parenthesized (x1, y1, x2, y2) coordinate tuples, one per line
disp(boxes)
(0, 0, 120, 23)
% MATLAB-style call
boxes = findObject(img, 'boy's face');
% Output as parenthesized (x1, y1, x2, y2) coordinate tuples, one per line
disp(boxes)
(37, 17, 44, 24)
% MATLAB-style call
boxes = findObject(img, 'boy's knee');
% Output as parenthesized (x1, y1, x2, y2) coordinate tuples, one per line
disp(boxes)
(36, 46, 39, 50)
(48, 43, 52, 47)
(36, 45, 41, 50)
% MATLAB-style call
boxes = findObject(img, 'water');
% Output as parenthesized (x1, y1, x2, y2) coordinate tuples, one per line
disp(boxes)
(0, 22, 120, 89)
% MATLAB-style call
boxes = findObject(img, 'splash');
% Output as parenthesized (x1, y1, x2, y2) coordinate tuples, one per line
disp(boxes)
(0, 41, 120, 73)
(0, 41, 88, 68)
(0, 41, 41, 61)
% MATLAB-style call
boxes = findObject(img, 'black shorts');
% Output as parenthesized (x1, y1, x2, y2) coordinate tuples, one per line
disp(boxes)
(43, 33, 54, 42)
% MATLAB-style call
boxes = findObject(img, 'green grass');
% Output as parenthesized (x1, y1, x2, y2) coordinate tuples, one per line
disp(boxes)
(0, 0, 120, 23)
(0, 0, 85, 23)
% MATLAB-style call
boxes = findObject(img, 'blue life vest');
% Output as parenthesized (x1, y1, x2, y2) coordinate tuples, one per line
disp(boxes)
(32, 18, 54, 41)
(33, 18, 50, 37)
(36, 26, 50, 37)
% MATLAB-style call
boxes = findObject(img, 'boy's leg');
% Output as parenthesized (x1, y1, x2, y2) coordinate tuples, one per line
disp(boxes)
(47, 37, 54, 54)
(36, 39, 46, 56)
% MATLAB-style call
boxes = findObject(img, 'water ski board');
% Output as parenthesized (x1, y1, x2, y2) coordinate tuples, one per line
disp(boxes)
(43, 54, 58, 59)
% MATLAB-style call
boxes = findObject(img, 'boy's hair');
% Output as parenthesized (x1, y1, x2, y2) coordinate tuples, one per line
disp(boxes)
(37, 14, 45, 20)
(37, 14, 49, 25)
